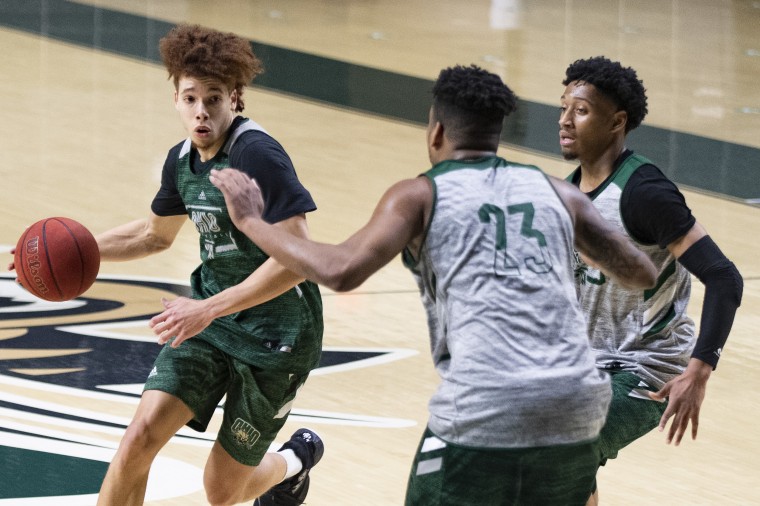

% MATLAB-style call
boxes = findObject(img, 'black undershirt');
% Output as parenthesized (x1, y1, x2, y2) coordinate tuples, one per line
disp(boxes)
(151, 116, 316, 223)
(573, 149, 695, 246)
(571, 149, 743, 369)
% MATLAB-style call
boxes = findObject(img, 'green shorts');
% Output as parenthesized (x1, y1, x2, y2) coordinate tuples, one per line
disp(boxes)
(144, 337, 307, 466)
(404, 427, 599, 506)
(597, 371, 668, 463)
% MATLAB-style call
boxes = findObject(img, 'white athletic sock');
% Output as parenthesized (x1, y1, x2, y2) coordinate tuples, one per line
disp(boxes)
(278, 448, 303, 480)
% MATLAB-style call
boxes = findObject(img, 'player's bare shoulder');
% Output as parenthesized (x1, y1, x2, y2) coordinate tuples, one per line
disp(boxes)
(374, 176, 433, 252)
(380, 177, 433, 215)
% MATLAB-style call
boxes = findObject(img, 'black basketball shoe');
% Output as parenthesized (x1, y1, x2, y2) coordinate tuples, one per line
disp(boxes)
(253, 428, 324, 506)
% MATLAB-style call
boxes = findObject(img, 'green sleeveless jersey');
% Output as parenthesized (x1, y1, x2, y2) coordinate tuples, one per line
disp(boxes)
(567, 153, 695, 388)
(175, 120, 323, 374)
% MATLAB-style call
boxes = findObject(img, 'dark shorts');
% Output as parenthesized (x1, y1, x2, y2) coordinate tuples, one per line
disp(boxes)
(144, 337, 307, 466)
(405, 427, 599, 506)
(598, 371, 668, 463)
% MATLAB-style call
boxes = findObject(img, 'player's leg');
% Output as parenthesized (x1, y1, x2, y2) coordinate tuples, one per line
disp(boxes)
(203, 359, 322, 505)
(589, 371, 667, 504)
(98, 338, 230, 505)
(204, 429, 323, 505)
(204, 440, 285, 504)
(97, 389, 193, 506)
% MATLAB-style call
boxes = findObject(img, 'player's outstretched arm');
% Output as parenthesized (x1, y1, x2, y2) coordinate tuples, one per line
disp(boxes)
(209, 168, 429, 292)
(549, 176, 657, 289)
(95, 212, 186, 261)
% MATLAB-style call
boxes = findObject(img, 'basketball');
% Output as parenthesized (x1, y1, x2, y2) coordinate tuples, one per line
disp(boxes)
(14, 217, 100, 302)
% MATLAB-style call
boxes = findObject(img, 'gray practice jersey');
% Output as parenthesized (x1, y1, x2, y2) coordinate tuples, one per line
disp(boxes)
(570, 153, 695, 389)
(403, 156, 611, 449)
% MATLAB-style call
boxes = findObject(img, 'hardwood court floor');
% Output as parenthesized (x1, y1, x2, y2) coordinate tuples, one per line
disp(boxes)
(1, 1, 759, 505)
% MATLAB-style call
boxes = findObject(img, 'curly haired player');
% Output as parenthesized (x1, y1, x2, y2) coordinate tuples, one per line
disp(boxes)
(210, 64, 658, 505)
(94, 24, 324, 506)
(559, 56, 744, 505)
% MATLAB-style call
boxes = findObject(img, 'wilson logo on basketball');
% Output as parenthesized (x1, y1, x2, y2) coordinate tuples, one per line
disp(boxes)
(21, 235, 50, 296)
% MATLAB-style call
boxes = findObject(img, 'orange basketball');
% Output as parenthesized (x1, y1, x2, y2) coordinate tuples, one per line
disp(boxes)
(14, 217, 100, 302)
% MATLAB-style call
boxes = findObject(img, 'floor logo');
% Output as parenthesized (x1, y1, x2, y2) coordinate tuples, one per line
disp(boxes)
(0, 273, 417, 504)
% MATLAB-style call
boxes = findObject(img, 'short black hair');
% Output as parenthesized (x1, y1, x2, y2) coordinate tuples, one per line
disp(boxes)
(563, 56, 648, 132)
(432, 65, 517, 149)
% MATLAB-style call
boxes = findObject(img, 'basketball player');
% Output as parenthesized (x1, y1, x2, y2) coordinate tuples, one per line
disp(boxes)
(558, 56, 744, 505)
(92, 24, 324, 506)
(210, 65, 658, 505)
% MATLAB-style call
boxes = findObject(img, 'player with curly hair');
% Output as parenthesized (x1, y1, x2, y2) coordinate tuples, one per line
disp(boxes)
(559, 56, 743, 505)
(95, 24, 324, 506)
(209, 64, 658, 505)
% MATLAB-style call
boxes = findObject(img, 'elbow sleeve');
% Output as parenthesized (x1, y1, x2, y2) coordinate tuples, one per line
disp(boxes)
(678, 236, 743, 368)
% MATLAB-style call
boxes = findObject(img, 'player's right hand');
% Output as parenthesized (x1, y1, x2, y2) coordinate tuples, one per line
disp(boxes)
(209, 168, 265, 226)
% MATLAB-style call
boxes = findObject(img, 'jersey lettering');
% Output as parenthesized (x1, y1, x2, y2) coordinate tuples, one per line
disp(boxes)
(478, 201, 553, 276)
(191, 210, 221, 234)
(507, 203, 553, 274)
(478, 204, 521, 276)
(204, 240, 215, 260)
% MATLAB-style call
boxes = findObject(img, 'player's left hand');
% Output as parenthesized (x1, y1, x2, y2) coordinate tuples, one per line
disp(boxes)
(649, 358, 712, 445)
(209, 168, 265, 227)
(7, 247, 16, 271)
(150, 296, 215, 348)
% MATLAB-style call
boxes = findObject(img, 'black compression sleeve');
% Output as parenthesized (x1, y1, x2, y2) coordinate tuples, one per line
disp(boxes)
(677, 236, 743, 368)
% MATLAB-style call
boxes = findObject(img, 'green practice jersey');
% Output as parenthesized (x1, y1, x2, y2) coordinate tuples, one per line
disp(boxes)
(174, 120, 323, 374)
